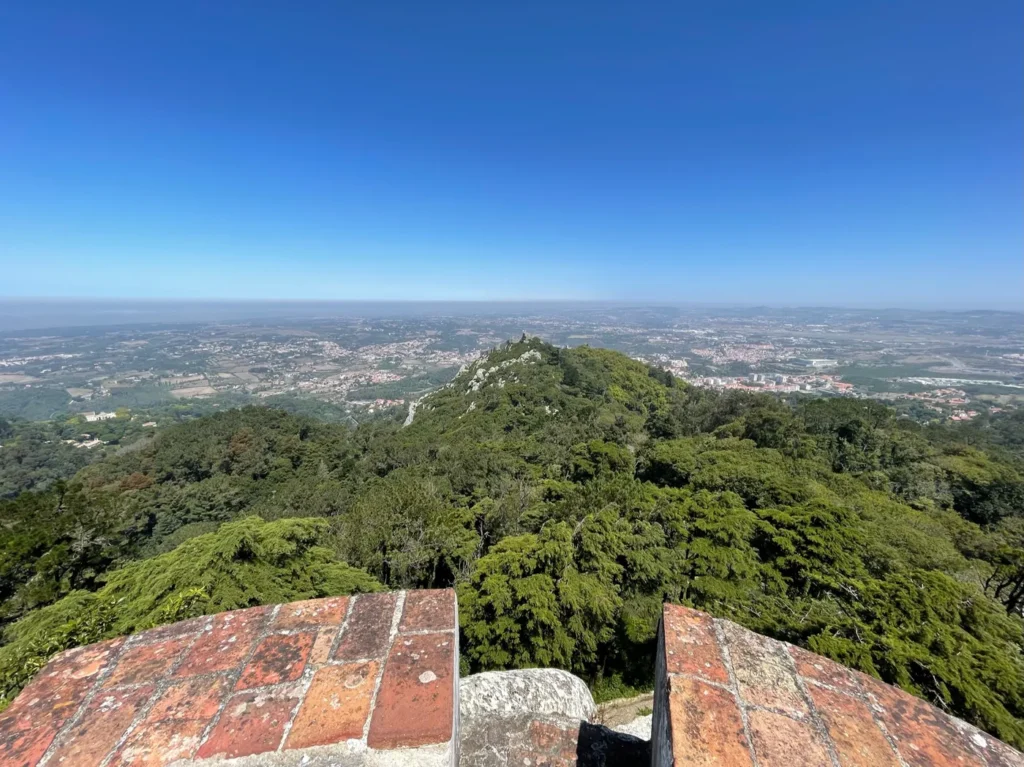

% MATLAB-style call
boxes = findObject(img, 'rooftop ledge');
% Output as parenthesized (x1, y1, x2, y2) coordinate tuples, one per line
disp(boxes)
(3, 592, 1024, 767)
(0, 590, 458, 767)
(652, 603, 1024, 767)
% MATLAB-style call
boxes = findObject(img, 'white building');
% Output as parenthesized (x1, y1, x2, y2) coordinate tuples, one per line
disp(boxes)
(83, 411, 118, 422)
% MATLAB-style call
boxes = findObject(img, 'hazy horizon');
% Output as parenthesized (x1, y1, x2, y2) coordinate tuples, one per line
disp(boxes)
(0, 296, 1021, 334)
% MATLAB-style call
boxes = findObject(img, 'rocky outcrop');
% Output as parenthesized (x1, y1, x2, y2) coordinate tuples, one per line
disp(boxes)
(612, 714, 652, 741)
(461, 669, 595, 723)
(459, 669, 595, 767)
(455, 349, 543, 394)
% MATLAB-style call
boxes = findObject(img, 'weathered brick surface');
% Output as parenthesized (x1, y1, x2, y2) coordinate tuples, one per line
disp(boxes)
(655, 603, 1023, 767)
(107, 674, 231, 765)
(126, 616, 208, 645)
(196, 684, 303, 760)
(0, 640, 122, 765)
(747, 709, 832, 766)
(662, 604, 729, 684)
(108, 717, 210, 766)
(667, 675, 753, 766)
(101, 637, 191, 688)
(146, 674, 232, 723)
(985, 739, 1024, 767)
(0, 726, 55, 767)
(273, 595, 350, 630)
(808, 682, 901, 767)
(309, 624, 339, 666)
(786, 643, 862, 696)
(1, 589, 457, 767)
(400, 588, 456, 632)
(859, 673, 991, 767)
(236, 630, 315, 689)
(285, 661, 380, 749)
(721, 622, 807, 717)
(368, 631, 455, 748)
(332, 591, 398, 661)
(48, 685, 154, 766)
(174, 604, 271, 677)
(17, 639, 123, 724)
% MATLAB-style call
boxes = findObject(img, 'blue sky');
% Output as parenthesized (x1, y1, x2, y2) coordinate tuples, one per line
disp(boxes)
(1, 1, 1021, 308)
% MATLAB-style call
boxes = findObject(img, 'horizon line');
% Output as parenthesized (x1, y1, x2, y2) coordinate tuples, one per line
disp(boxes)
(1, 296, 1022, 314)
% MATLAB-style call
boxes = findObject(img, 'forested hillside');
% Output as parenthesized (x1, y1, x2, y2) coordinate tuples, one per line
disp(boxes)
(3, 338, 1024, 747)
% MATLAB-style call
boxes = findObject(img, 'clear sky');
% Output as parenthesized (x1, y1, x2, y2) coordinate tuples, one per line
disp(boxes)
(1, 1, 1021, 308)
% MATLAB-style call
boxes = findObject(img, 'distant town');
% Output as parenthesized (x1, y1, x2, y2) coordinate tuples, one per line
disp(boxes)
(0, 306, 1021, 434)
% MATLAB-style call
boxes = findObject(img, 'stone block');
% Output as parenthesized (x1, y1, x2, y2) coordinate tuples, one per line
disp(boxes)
(400, 589, 456, 632)
(333, 592, 398, 662)
(47, 685, 154, 766)
(236, 630, 315, 689)
(274, 595, 350, 630)
(174, 605, 271, 677)
(460, 668, 595, 722)
(662, 603, 729, 684)
(460, 669, 593, 767)
(667, 675, 753, 766)
(196, 683, 303, 760)
(285, 661, 380, 749)
(368, 632, 455, 749)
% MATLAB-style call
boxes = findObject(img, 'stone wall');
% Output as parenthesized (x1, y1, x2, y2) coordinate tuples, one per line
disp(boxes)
(649, 618, 672, 767)
(7, 594, 1024, 767)
(650, 603, 1024, 767)
(0, 590, 459, 766)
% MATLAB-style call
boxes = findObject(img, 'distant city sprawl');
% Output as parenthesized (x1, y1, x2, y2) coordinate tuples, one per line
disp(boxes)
(0, 305, 1020, 430)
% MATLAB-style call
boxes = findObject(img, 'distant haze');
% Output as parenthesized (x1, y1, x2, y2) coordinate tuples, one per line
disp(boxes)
(0, 299, 612, 332)
(0, 298, 1021, 334)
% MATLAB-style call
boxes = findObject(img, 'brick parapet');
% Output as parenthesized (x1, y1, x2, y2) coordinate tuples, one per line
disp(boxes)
(0, 590, 458, 767)
(652, 603, 1024, 767)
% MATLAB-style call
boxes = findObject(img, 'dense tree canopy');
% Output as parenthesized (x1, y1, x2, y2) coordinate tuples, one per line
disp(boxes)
(2, 338, 1024, 746)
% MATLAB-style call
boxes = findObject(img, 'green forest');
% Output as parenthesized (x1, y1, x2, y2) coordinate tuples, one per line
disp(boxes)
(3, 338, 1024, 747)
